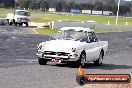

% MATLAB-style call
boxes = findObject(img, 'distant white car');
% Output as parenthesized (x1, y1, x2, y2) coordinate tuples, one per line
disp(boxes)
(36, 27, 108, 66)
(6, 10, 30, 26)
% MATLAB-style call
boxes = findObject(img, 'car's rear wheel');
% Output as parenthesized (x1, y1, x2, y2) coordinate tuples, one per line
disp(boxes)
(94, 51, 103, 66)
(38, 58, 47, 65)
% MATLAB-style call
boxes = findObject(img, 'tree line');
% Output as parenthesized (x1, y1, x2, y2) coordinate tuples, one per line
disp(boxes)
(0, 0, 131, 16)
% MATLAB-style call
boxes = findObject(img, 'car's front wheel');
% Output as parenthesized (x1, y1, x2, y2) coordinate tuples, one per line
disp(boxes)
(77, 52, 86, 66)
(94, 51, 103, 66)
(25, 22, 29, 26)
(15, 22, 17, 26)
(19, 23, 23, 26)
(38, 58, 47, 65)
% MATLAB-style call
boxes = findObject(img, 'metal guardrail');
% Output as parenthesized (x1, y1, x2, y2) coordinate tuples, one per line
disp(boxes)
(52, 20, 96, 29)
(95, 24, 132, 30)
(52, 20, 132, 30)
(0, 19, 132, 30)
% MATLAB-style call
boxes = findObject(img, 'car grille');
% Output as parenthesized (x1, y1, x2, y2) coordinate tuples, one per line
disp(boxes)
(43, 51, 70, 56)
(21, 18, 27, 20)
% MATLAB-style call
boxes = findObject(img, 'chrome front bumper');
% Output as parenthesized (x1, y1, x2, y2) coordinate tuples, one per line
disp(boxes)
(36, 53, 78, 61)
(17, 18, 29, 23)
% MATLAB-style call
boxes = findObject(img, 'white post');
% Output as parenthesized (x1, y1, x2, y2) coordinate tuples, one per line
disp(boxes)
(126, 22, 128, 26)
(51, 21, 54, 29)
(108, 20, 110, 25)
(116, 0, 121, 25)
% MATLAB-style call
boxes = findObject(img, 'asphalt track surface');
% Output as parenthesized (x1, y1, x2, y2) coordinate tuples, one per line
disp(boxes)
(0, 26, 132, 88)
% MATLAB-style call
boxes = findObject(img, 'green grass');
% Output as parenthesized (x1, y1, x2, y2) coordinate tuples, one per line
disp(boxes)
(1, 12, 131, 26)
(31, 14, 132, 26)
(0, 8, 15, 12)
(36, 28, 59, 35)
(0, 14, 6, 17)
(0, 8, 132, 26)
(36, 28, 132, 35)
(0, 8, 15, 18)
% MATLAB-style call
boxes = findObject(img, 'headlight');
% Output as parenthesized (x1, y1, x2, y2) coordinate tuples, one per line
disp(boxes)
(37, 45, 42, 50)
(37, 45, 42, 54)
(71, 48, 76, 52)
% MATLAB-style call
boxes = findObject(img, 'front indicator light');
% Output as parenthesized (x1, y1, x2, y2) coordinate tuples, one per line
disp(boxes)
(73, 54, 78, 57)
(37, 45, 42, 50)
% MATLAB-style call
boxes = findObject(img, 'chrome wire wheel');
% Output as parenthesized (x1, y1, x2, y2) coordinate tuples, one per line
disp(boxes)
(94, 51, 103, 66)
(81, 53, 86, 66)
(99, 52, 103, 64)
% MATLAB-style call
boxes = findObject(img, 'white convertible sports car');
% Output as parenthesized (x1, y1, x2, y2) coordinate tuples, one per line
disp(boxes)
(36, 27, 108, 66)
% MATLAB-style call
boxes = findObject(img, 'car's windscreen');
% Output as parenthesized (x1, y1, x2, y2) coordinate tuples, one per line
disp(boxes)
(53, 30, 87, 40)
(16, 11, 29, 16)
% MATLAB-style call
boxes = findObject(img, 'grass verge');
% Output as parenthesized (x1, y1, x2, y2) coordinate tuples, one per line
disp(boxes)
(0, 7, 132, 26)
(0, 8, 15, 12)
(36, 28, 59, 35)
(36, 28, 132, 35)
(0, 8, 132, 26)
(31, 14, 132, 26)
(0, 14, 6, 17)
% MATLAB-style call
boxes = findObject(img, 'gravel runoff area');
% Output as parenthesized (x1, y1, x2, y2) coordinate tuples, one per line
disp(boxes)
(0, 26, 132, 88)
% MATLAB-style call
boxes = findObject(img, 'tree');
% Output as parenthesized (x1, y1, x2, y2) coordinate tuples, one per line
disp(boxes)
(56, 2, 62, 12)
(64, 2, 71, 12)
(23, 0, 31, 9)
(94, 1, 103, 11)
(87, 3, 94, 10)
(35, 2, 41, 10)
(29, 2, 36, 10)
(40, 1, 49, 11)
(120, 5, 131, 16)
(80, 3, 87, 10)
(72, 3, 80, 9)
(4, 0, 15, 8)
(0, 3, 4, 8)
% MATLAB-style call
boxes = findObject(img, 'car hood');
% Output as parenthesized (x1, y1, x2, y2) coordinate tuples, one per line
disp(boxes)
(43, 40, 86, 52)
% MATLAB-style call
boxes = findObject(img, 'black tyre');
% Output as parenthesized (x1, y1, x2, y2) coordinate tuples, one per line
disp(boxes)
(15, 22, 17, 26)
(19, 23, 23, 26)
(94, 51, 103, 66)
(76, 75, 87, 86)
(7, 19, 9, 24)
(7, 19, 12, 25)
(9, 22, 12, 25)
(38, 58, 47, 65)
(77, 52, 86, 66)
(25, 22, 29, 26)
